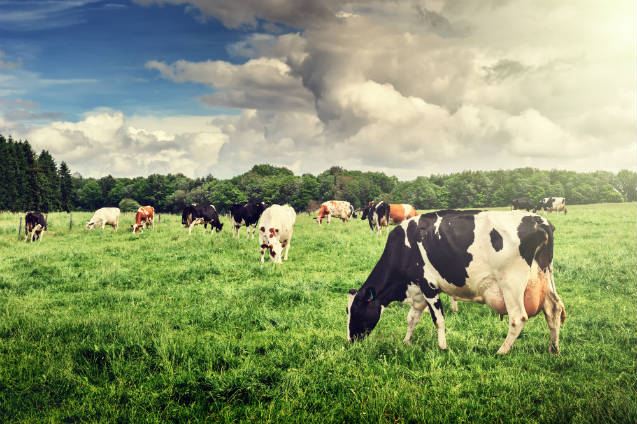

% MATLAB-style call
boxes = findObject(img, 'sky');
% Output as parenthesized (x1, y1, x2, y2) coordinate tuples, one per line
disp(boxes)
(0, 0, 635, 179)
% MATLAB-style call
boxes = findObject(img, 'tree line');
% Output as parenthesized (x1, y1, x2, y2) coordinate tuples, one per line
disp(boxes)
(1, 134, 635, 214)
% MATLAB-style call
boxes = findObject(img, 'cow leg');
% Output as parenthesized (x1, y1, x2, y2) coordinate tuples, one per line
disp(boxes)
(496, 268, 531, 355)
(403, 304, 425, 344)
(283, 233, 292, 261)
(260, 247, 265, 263)
(449, 296, 458, 312)
(423, 293, 447, 350)
(543, 269, 566, 354)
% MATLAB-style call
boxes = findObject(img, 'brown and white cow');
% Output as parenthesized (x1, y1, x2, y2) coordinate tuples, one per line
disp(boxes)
(258, 204, 296, 264)
(314, 200, 355, 225)
(132, 206, 155, 233)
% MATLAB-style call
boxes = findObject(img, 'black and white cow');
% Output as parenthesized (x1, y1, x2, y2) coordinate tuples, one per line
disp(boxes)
(511, 199, 534, 211)
(535, 197, 567, 214)
(24, 211, 47, 242)
(347, 210, 566, 355)
(360, 201, 390, 235)
(181, 204, 223, 234)
(229, 201, 266, 239)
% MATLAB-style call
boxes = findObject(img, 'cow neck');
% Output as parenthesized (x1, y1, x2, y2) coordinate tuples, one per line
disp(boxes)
(359, 249, 409, 307)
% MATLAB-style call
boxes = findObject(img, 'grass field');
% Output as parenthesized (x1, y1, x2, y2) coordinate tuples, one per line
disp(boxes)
(0, 204, 635, 423)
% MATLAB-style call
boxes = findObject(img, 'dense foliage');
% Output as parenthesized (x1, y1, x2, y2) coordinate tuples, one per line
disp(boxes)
(1, 134, 635, 213)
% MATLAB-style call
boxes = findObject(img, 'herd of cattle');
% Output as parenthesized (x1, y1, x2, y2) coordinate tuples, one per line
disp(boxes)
(20, 196, 569, 355)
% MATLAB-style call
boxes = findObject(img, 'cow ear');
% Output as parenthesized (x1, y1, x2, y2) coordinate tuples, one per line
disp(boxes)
(366, 287, 375, 302)
(348, 288, 357, 295)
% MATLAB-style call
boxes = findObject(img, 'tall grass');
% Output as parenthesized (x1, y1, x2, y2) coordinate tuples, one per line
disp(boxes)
(0, 204, 635, 423)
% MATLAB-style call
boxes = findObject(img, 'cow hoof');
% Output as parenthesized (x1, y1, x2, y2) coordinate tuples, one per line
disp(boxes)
(403, 339, 412, 346)
(549, 344, 560, 354)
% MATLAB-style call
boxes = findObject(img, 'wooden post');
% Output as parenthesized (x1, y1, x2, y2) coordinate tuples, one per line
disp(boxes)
(158, 213, 161, 225)
(70, 213, 73, 230)
(18, 216, 22, 235)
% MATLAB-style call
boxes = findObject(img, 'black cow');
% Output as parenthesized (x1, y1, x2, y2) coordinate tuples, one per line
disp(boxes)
(181, 204, 223, 234)
(511, 198, 534, 211)
(346, 209, 566, 355)
(229, 201, 266, 239)
(360, 201, 390, 235)
(25, 211, 47, 242)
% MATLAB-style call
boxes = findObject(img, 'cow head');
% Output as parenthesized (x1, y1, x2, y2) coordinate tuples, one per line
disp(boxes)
(360, 202, 374, 220)
(214, 222, 224, 233)
(85, 221, 95, 230)
(181, 210, 193, 227)
(261, 226, 283, 263)
(346, 288, 382, 342)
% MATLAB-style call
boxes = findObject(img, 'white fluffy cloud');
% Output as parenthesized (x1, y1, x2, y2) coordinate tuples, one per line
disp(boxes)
(11, 1, 634, 178)
(134, 0, 635, 178)
(27, 111, 228, 178)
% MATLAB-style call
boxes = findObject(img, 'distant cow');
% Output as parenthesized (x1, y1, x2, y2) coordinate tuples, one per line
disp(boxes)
(346, 210, 566, 355)
(258, 204, 296, 264)
(512, 199, 534, 211)
(181, 204, 223, 234)
(132, 206, 155, 233)
(86, 208, 120, 231)
(314, 200, 356, 225)
(361, 202, 418, 234)
(24, 211, 47, 242)
(536, 197, 567, 214)
(229, 201, 267, 239)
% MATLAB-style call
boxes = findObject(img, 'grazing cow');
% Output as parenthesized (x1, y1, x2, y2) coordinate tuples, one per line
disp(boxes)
(512, 199, 534, 211)
(24, 211, 47, 242)
(536, 197, 567, 215)
(361, 202, 418, 234)
(229, 201, 267, 239)
(132, 206, 155, 233)
(181, 204, 223, 234)
(314, 200, 356, 225)
(346, 209, 566, 355)
(258, 204, 296, 264)
(86, 208, 120, 231)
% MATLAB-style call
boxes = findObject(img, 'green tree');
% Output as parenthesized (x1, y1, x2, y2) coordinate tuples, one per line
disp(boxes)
(58, 162, 73, 212)
(119, 198, 141, 212)
(77, 180, 102, 211)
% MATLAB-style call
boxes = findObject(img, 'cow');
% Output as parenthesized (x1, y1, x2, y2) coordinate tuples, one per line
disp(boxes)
(346, 209, 566, 355)
(181, 204, 223, 235)
(86, 208, 120, 231)
(24, 211, 47, 242)
(132, 206, 155, 233)
(536, 197, 567, 214)
(361, 202, 419, 234)
(314, 200, 356, 225)
(512, 199, 534, 211)
(229, 201, 267, 239)
(258, 204, 296, 264)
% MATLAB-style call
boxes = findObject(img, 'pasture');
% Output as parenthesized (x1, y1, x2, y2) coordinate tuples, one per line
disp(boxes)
(0, 204, 635, 423)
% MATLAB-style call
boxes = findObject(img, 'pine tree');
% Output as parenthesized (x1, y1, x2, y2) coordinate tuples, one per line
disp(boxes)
(37, 150, 61, 212)
(58, 162, 73, 212)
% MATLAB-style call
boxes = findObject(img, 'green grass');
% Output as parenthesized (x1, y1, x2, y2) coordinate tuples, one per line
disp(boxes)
(0, 204, 635, 423)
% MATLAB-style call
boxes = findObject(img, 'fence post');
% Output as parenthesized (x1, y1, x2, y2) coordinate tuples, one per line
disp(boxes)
(158, 213, 161, 225)
(18, 216, 22, 235)
(70, 213, 73, 230)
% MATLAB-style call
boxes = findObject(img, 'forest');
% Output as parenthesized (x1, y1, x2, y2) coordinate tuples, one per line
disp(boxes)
(1, 134, 635, 213)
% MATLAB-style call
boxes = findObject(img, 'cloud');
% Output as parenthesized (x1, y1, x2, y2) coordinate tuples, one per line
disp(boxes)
(27, 111, 228, 178)
(17, 0, 636, 178)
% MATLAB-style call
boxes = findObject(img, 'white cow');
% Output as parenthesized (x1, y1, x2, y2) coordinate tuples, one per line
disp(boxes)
(314, 200, 355, 225)
(258, 204, 296, 264)
(86, 207, 120, 231)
